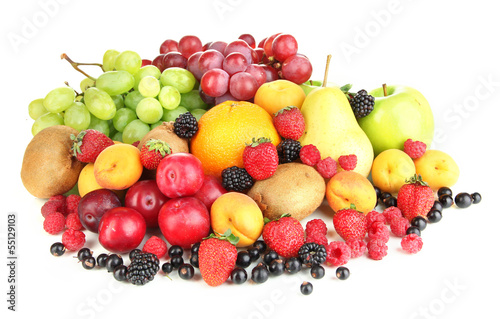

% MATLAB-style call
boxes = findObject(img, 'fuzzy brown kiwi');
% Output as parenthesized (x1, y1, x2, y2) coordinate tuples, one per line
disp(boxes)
(247, 162, 326, 221)
(21, 125, 86, 198)
(137, 121, 189, 153)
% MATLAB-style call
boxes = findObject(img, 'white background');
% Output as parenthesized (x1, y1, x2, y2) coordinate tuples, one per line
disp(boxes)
(1, 0, 499, 318)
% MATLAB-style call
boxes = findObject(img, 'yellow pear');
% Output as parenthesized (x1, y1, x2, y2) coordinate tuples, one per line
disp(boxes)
(299, 56, 374, 177)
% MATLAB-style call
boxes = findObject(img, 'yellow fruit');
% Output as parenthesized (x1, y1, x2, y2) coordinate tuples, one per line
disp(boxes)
(371, 149, 416, 194)
(254, 79, 306, 115)
(414, 150, 459, 191)
(326, 171, 377, 214)
(94, 144, 143, 190)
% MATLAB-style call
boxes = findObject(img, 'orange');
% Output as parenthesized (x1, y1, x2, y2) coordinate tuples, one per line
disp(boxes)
(190, 101, 281, 178)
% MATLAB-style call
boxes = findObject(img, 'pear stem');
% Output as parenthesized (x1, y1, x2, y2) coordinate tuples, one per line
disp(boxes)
(382, 83, 388, 97)
(322, 54, 332, 87)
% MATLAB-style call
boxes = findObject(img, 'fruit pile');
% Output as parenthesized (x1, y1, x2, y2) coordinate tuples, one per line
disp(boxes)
(21, 33, 482, 295)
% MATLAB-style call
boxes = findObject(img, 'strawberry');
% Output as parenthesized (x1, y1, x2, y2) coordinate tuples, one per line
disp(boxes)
(333, 204, 368, 241)
(397, 174, 434, 221)
(273, 106, 305, 140)
(71, 129, 114, 163)
(242, 137, 279, 180)
(338, 154, 357, 171)
(198, 230, 239, 287)
(262, 214, 304, 258)
(139, 139, 172, 170)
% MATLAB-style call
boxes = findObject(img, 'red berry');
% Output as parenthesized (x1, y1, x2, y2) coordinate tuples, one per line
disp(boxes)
(142, 236, 168, 259)
(333, 206, 367, 242)
(198, 234, 238, 287)
(49, 194, 66, 202)
(71, 129, 114, 163)
(366, 210, 386, 227)
(390, 216, 410, 237)
(401, 234, 423, 254)
(139, 139, 172, 170)
(299, 144, 321, 166)
(262, 215, 304, 258)
(65, 194, 81, 215)
(65, 213, 83, 231)
(325, 241, 351, 266)
(382, 206, 403, 225)
(404, 139, 426, 159)
(367, 221, 390, 243)
(367, 239, 388, 260)
(397, 175, 434, 221)
(272, 106, 305, 140)
(305, 233, 328, 247)
(346, 239, 367, 258)
(338, 154, 357, 171)
(305, 219, 328, 236)
(61, 229, 86, 251)
(243, 137, 279, 180)
(41, 200, 66, 218)
(316, 157, 337, 178)
(43, 212, 66, 235)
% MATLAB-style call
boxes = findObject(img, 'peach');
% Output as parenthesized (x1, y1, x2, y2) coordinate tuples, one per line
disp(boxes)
(254, 79, 306, 115)
(414, 150, 460, 191)
(326, 171, 377, 214)
(210, 192, 264, 247)
(77, 163, 125, 199)
(94, 144, 143, 190)
(371, 149, 416, 194)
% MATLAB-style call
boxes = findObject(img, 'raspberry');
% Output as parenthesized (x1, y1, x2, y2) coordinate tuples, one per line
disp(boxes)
(65, 213, 83, 231)
(401, 234, 423, 254)
(367, 221, 390, 243)
(382, 206, 403, 225)
(49, 194, 66, 202)
(305, 233, 328, 247)
(367, 239, 388, 260)
(366, 210, 386, 227)
(404, 139, 426, 159)
(41, 200, 66, 218)
(142, 236, 168, 259)
(390, 216, 410, 237)
(346, 239, 367, 258)
(316, 157, 337, 178)
(299, 144, 321, 166)
(61, 229, 86, 251)
(65, 194, 81, 215)
(305, 219, 328, 236)
(43, 212, 66, 235)
(338, 154, 357, 171)
(325, 241, 351, 266)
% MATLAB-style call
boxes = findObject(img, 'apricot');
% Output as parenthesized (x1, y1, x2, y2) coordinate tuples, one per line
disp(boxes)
(77, 163, 125, 199)
(326, 171, 377, 214)
(254, 79, 306, 115)
(94, 144, 143, 190)
(210, 192, 264, 247)
(414, 150, 459, 191)
(371, 149, 416, 194)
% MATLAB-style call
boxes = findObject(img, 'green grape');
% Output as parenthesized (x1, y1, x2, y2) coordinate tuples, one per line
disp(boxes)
(160, 67, 196, 94)
(80, 77, 96, 92)
(180, 90, 209, 111)
(32, 112, 64, 135)
(111, 94, 125, 109)
(122, 119, 150, 144)
(84, 87, 116, 120)
(112, 131, 123, 142)
(162, 106, 188, 122)
(138, 76, 160, 98)
(108, 119, 118, 138)
(136, 97, 163, 124)
(113, 108, 137, 132)
(64, 102, 91, 131)
(114, 51, 142, 75)
(88, 114, 110, 136)
(96, 71, 135, 96)
(28, 98, 47, 120)
(134, 65, 161, 90)
(43, 87, 75, 113)
(124, 91, 145, 112)
(158, 86, 181, 110)
(190, 108, 207, 121)
(103, 49, 120, 72)
(150, 121, 163, 130)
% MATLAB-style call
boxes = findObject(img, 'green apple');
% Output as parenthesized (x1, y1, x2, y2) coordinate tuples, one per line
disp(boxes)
(357, 85, 434, 156)
(300, 80, 340, 96)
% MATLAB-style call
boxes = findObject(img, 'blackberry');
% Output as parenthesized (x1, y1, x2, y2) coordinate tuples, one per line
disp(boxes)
(50, 242, 66, 256)
(276, 139, 301, 164)
(129, 249, 141, 261)
(173, 112, 198, 138)
(221, 166, 254, 192)
(349, 89, 375, 118)
(298, 243, 327, 267)
(126, 252, 160, 286)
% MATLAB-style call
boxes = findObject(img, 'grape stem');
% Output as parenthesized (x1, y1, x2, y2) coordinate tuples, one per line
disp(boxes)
(64, 81, 82, 97)
(61, 53, 102, 80)
(322, 54, 332, 87)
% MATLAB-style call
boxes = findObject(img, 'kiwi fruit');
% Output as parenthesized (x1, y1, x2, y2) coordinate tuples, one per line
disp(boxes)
(247, 162, 326, 221)
(137, 121, 189, 153)
(21, 125, 86, 198)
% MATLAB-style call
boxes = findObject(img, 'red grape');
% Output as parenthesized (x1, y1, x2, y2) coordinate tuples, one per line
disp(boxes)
(224, 40, 253, 65)
(208, 41, 228, 54)
(198, 49, 224, 74)
(179, 35, 202, 59)
(159, 39, 179, 54)
(238, 34, 256, 48)
(261, 65, 280, 82)
(186, 52, 204, 81)
(244, 64, 266, 87)
(229, 72, 258, 101)
(141, 59, 152, 67)
(215, 92, 237, 105)
(162, 52, 188, 69)
(263, 33, 282, 58)
(222, 52, 249, 76)
(202, 42, 212, 51)
(199, 89, 216, 105)
(257, 37, 267, 48)
(272, 34, 298, 62)
(254, 48, 265, 63)
(200, 68, 230, 97)
(281, 54, 313, 84)
(152, 54, 166, 72)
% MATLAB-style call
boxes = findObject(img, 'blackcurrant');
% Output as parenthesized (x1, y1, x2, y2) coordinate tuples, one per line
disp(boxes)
(178, 264, 195, 280)
(106, 254, 123, 273)
(300, 281, 313, 295)
(191, 242, 201, 255)
(50, 242, 66, 256)
(437, 187, 452, 197)
(82, 256, 96, 270)
(113, 265, 128, 281)
(168, 245, 184, 257)
(471, 192, 482, 204)
(406, 226, 421, 236)
(129, 249, 141, 261)
(336, 266, 350, 280)
(236, 251, 252, 268)
(285, 257, 302, 274)
(96, 253, 109, 268)
(310, 264, 325, 279)
(455, 192, 472, 208)
(251, 264, 269, 284)
(374, 186, 382, 200)
(381, 192, 392, 200)
(231, 267, 248, 284)
(427, 209, 442, 223)
(431, 200, 443, 212)
(247, 247, 260, 262)
(411, 216, 427, 231)
(252, 240, 267, 254)
(190, 254, 199, 268)
(162, 262, 173, 274)
(170, 255, 184, 269)
(77, 248, 93, 261)
(263, 250, 279, 266)
(384, 196, 397, 208)
(439, 194, 453, 208)
(268, 259, 285, 276)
